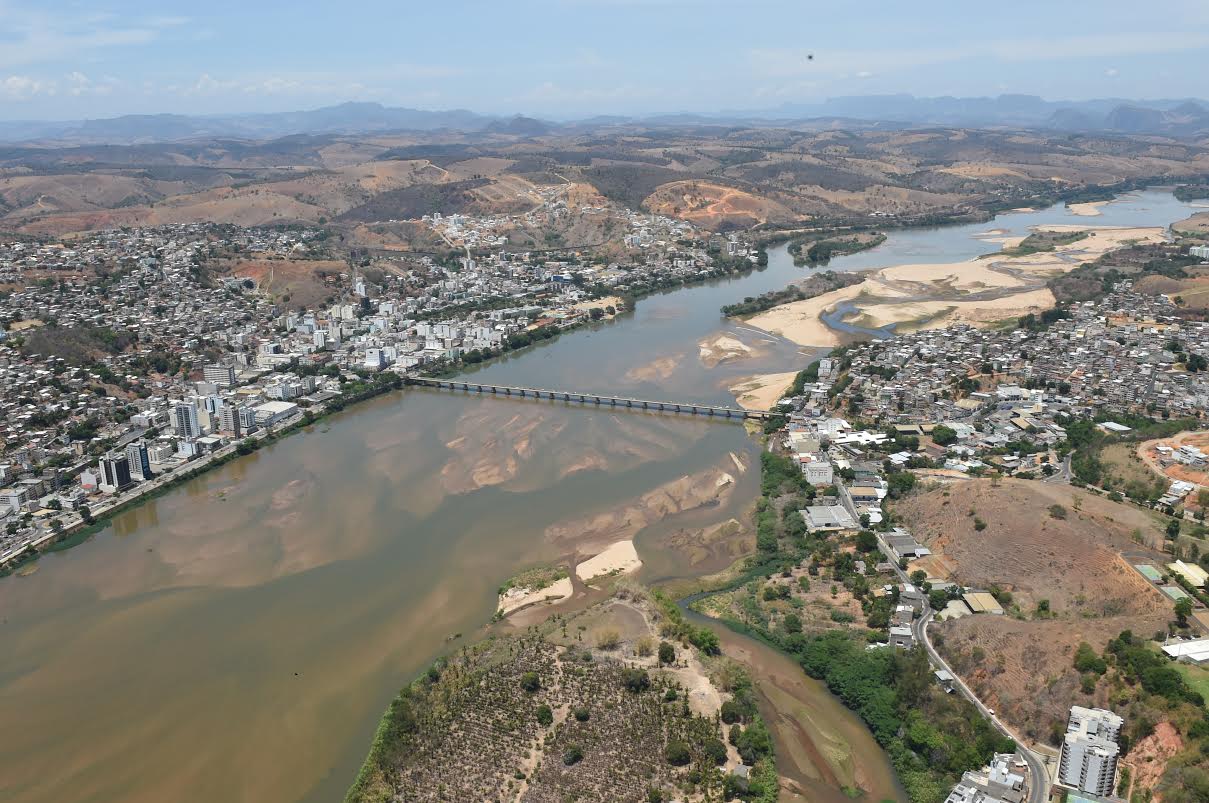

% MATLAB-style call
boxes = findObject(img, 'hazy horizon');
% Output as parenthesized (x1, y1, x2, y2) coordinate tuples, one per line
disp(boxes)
(2, 0, 1208, 122)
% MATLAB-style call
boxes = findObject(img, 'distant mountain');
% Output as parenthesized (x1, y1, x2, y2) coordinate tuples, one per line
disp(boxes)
(484, 115, 554, 137)
(0, 102, 502, 145)
(760, 94, 1209, 136)
(1057, 101, 1209, 136)
(3, 94, 1209, 147)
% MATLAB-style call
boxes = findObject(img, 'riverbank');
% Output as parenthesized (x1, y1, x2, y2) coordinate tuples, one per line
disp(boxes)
(0, 373, 407, 577)
(742, 223, 1168, 348)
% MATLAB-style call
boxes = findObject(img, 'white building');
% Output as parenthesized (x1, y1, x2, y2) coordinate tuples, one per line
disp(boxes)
(202, 364, 237, 387)
(1058, 706, 1123, 797)
(173, 400, 200, 440)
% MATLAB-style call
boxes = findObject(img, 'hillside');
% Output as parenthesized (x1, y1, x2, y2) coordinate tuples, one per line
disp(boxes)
(2, 125, 1208, 239)
(895, 479, 1173, 745)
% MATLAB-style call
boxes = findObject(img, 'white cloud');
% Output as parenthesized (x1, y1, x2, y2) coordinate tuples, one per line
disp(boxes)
(0, 75, 56, 100)
(855, 71, 875, 79)
(180, 72, 382, 99)
(1105, 67, 1120, 77)
(66, 71, 117, 97)
(0, 3, 163, 69)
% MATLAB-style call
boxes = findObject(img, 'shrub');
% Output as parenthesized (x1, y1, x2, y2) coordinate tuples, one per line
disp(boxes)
(664, 687, 678, 702)
(665, 740, 692, 766)
(520, 671, 540, 693)
(658, 641, 676, 664)
(703, 738, 728, 765)
(635, 636, 655, 657)
(536, 704, 553, 725)
(720, 700, 743, 724)
(562, 744, 584, 766)
(729, 723, 742, 746)
(596, 628, 621, 650)
(1049, 504, 1067, 520)
(621, 668, 651, 692)
(573, 706, 590, 722)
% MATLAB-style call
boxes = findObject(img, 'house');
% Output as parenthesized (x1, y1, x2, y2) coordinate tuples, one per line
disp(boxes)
(802, 505, 857, 533)
(889, 625, 914, 649)
(963, 591, 1005, 615)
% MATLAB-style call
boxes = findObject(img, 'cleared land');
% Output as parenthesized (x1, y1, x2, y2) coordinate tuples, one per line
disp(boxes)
(1138, 431, 1209, 491)
(896, 479, 1172, 744)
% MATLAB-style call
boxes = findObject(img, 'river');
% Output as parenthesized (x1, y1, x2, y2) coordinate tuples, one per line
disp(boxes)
(0, 190, 1197, 803)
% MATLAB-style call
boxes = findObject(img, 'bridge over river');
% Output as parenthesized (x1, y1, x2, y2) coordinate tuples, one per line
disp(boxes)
(405, 377, 776, 421)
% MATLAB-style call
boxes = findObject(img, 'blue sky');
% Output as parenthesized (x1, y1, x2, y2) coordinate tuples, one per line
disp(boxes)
(2, 0, 1208, 120)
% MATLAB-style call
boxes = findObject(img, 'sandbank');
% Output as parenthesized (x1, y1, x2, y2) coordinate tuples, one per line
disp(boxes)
(744, 282, 865, 348)
(744, 224, 1165, 347)
(729, 372, 798, 411)
(1067, 201, 1107, 217)
(697, 333, 754, 367)
(576, 540, 642, 583)
(625, 353, 683, 383)
(497, 577, 573, 616)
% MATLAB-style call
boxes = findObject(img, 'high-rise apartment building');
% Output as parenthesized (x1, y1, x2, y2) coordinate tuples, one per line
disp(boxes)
(174, 400, 200, 439)
(125, 441, 152, 482)
(1058, 706, 1123, 797)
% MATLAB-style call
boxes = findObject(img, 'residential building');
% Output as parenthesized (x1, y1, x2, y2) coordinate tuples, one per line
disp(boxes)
(99, 453, 134, 494)
(173, 400, 200, 440)
(1058, 706, 1123, 797)
(203, 364, 237, 388)
(125, 441, 152, 482)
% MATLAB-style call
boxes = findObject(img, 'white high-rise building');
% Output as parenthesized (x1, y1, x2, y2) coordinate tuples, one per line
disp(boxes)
(1058, 706, 1123, 797)
(173, 400, 200, 440)
(125, 441, 152, 482)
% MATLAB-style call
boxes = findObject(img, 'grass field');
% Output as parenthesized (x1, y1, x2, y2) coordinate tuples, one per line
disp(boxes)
(1174, 663, 1209, 707)
(1101, 442, 1168, 500)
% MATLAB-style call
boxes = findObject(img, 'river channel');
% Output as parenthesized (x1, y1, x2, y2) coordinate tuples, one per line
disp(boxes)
(0, 190, 1197, 803)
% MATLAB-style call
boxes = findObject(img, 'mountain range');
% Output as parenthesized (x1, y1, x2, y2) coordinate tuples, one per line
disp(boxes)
(1, 95, 1207, 145)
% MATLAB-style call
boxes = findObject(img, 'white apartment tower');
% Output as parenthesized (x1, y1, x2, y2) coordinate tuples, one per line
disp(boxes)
(1058, 706, 1123, 797)
(173, 400, 201, 440)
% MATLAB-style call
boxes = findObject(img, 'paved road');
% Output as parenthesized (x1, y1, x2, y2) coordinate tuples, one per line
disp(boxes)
(879, 534, 1051, 803)
(913, 610, 1051, 803)
(1043, 453, 1073, 484)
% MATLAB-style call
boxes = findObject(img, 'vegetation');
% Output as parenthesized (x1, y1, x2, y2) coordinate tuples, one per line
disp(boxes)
(1000, 229, 1088, 257)
(790, 232, 885, 266)
(720, 271, 863, 317)
(345, 627, 740, 803)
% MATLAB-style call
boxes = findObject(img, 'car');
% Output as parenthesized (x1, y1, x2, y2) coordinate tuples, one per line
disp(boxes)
(987, 708, 995, 716)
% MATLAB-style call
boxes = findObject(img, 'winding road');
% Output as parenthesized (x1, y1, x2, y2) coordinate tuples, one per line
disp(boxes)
(880, 535, 1053, 803)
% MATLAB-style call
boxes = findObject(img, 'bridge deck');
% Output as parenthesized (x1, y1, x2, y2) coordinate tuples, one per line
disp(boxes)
(405, 377, 775, 420)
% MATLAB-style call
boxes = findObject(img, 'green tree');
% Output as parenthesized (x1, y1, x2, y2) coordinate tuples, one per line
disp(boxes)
(932, 424, 958, 446)
(665, 741, 691, 766)
(1176, 597, 1194, 628)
